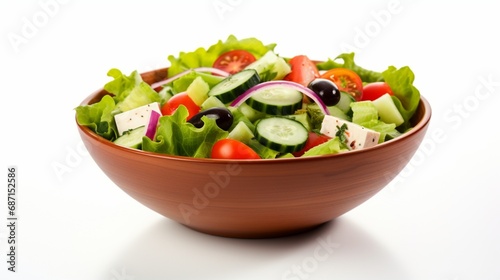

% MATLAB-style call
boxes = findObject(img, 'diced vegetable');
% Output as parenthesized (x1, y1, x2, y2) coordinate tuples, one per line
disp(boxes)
(114, 126, 146, 149)
(186, 76, 210, 106)
(320, 115, 380, 150)
(145, 110, 161, 140)
(255, 117, 308, 153)
(227, 121, 255, 144)
(372, 93, 404, 126)
(208, 69, 260, 103)
(230, 80, 331, 116)
(245, 87, 303, 115)
(75, 35, 421, 159)
(114, 102, 161, 136)
(245, 50, 291, 81)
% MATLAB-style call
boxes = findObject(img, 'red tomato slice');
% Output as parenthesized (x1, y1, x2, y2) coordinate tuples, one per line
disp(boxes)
(292, 132, 331, 157)
(361, 82, 393, 101)
(213, 50, 256, 75)
(211, 139, 260, 159)
(283, 55, 320, 87)
(320, 68, 363, 101)
(161, 92, 200, 120)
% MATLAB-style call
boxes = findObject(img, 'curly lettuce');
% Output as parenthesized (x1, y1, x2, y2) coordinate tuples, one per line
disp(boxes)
(103, 68, 161, 113)
(75, 69, 161, 140)
(316, 52, 384, 83)
(317, 52, 420, 130)
(75, 95, 117, 140)
(142, 106, 228, 158)
(167, 35, 276, 77)
(382, 66, 421, 131)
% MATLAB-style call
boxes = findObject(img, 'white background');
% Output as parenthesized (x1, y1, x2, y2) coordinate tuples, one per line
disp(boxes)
(1, 0, 499, 279)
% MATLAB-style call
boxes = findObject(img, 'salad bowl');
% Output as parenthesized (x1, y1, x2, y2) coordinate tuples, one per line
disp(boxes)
(77, 67, 431, 238)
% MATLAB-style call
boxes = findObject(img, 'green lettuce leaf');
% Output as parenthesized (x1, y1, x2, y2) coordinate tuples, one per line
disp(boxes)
(246, 139, 280, 159)
(167, 35, 276, 77)
(142, 105, 228, 158)
(382, 66, 421, 131)
(302, 137, 348, 157)
(317, 54, 420, 130)
(103, 68, 161, 113)
(75, 95, 117, 140)
(104, 69, 142, 102)
(316, 52, 384, 83)
(115, 82, 161, 113)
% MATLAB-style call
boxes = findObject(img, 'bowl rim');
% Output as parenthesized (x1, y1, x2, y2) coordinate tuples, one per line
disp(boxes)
(76, 68, 432, 164)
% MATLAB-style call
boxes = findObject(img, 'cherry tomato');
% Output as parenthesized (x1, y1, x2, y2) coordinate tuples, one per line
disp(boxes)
(213, 50, 256, 75)
(284, 55, 320, 87)
(211, 139, 261, 160)
(361, 82, 393, 101)
(161, 92, 200, 120)
(320, 68, 363, 101)
(292, 132, 331, 157)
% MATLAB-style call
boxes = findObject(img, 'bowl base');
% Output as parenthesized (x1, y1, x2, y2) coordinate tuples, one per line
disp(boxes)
(181, 221, 332, 239)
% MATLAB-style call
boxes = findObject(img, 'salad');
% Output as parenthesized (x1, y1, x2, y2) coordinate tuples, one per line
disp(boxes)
(75, 35, 421, 159)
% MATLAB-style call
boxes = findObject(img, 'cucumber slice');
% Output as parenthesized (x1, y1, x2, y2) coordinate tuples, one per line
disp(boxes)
(113, 126, 146, 149)
(245, 87, 303, 115)
(372, 93, 404, 126)
(335, 91, 355, 114)
(208, 69, 260, 103)
(186, 76, 210, 106)
(255, 117, 308, 153)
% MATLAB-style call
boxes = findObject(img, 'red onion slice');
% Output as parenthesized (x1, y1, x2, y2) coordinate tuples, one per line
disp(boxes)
(145, 110, 161, 140)
(230, 80, 330, 115)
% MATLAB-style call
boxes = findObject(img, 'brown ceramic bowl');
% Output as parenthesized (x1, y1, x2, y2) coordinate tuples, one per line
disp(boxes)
(77, 68, 431, 238)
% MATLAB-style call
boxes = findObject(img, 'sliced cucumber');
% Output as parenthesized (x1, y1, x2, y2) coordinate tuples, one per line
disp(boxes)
(208, 69, 260, 103)
(227, 121, 255, 144)
(255, 117, 308, 153)
(245, 87, 303, 115)
(372, 93, 404, 126)
(113, 126, 146, 149)
(335, 91, 355, 114)
(186, 76, 210, 106)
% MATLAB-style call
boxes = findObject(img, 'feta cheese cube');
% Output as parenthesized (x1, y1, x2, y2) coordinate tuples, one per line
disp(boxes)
(320, 115, 380, 150)
(114, 102, 161, 136)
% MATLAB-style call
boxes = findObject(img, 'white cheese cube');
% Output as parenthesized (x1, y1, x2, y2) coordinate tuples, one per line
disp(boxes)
(114, 102, 161, 136)
(320, 115, 380, 150)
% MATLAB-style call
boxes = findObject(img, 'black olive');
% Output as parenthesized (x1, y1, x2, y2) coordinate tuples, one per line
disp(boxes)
(188, 107, 233, 131)
(308, 78, 341, 106)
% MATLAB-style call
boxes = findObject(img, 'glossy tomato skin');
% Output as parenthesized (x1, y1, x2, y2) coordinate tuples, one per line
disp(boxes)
(361, 82, 393, 101)
(211, 139, 261, 159)
(320, 68, 363, 101)
(213, 50, 256, 74)
(284, 55, 320, 87)
(161, 92, 200, 120)
(292, 132, 331, 157)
